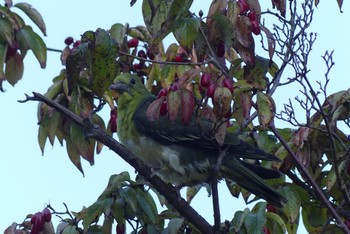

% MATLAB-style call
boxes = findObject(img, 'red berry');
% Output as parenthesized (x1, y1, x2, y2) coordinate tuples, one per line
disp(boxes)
(109, 109, 117, 133)
(138, 50, 147, 59)
(116, 223, 126, 234)
(238, 0, 250, 14)
(200, 73, 211, 88)
(73, 40, 81, 48)
(133, 63, 143, 70)
(127, 38, 139, 48)
(216, 41, 225, 57)
(31, 212, 44, 231)
(223, 78, 234, 94)
(42, 208, 52, 222)
(262, 226, 271, 234)
(157, 88, 168, 99)
(146, 47, 155, 60)
(206, 83, 217, 98)
(160, 100, 168, 116)
(266, 204, 277, 213)
(174, 54, 184, 62)
(251, 20, 261, 35)
(64, 36, 74, 45)
(247, 11, 256, 21)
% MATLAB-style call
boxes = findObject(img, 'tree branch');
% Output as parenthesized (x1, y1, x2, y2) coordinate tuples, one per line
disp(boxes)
(20, 92, 214, 234)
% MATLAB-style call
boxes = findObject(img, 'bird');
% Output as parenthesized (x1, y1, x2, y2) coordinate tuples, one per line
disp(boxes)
(109, 73, 285, 207)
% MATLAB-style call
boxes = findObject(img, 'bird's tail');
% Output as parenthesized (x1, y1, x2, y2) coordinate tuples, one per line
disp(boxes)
(221, 157, 286, 208)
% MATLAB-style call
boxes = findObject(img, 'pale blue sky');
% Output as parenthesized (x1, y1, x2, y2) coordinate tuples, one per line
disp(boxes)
(1, 1, 349, 232)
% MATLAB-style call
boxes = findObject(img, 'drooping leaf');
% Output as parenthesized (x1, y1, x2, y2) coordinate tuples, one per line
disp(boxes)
(38, 123, 48, 155)
(0, 18, 14, 46)
(5, 53, 23, 86)
(146, 97, 164, 121)
(17, 26, 47, 68)
(256, 91, 275, 129)
(167, 89, 181, 122)
(266, 212, 287, 234)
(213, 86, 232, 118)
(271, 0, 286, 17)
(0, 42, 7, 80)
(82, 198, 113, 231)
(180, 88, 195, 124)
(65, 136, 84, 175)
(337, 0, 343, 12)
(70, 123, 95, 165)
(14, 3, 46, 36)
(109, 23, 126, 46)
(135, 188, 159, 225)
(260, 24, 275, 60)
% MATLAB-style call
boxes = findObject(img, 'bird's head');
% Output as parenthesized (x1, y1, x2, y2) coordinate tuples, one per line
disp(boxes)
(109, 73, 150, 99)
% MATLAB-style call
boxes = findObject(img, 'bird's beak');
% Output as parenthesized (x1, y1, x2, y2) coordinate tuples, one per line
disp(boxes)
(109, 82, 129, 94)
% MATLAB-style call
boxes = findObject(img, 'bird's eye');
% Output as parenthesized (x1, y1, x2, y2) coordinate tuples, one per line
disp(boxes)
(130, 78, 136, 85)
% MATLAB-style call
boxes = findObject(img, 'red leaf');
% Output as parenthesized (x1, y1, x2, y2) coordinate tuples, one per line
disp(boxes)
(146, 97, 165, 121)
(260, 24, 276, 60)
(181, 89, 195, 124)
(167, 90, 181, 122)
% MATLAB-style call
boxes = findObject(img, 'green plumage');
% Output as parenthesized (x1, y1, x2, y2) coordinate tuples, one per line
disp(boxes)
(110, 73, 285, 207)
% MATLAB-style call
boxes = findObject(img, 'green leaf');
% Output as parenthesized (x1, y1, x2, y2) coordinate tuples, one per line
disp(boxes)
(142, 0, 171, 41)
(14, 3, 46, 36)
(62, 224, 79, 234)
(266, 212, 287, 234)
(70, 123, 95, 165)
(82, 198, 113, 231)
(17, 26, 47, 68)
(0, 42, 7, 80)
(168, 218, 184, 233)
(5, 53, 23, 86)
(232, 208, 250, 232)
(38, 124, 48, 155)
(66, 136, 84, 175)
(173, 17, 200, 51)
(279, 186, 301, 224)
(186, 185, 202, 204)
(109, 23, 126, 46)
(302, 202, 328, 233)
(135, 188, 159, 225)
(244, 212, 266, 234)
(0, 18, 14, 45)
(256, 91, 275, 129)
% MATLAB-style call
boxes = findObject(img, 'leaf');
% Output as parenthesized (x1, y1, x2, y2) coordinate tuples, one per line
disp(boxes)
(260, 24, 275, 60)
(271, 0, 286, 17)
(109, 23, 126, 46)
(14, 3, 46, 36)
(173, 17, 200, 51)
(0, 42, 7, 80)
(232, 208, 250, 232)
(82, 198, 113, 231)
(244, 211, 266, 234)
(167, 90, 181, 122)
(279, 186, 301, 224)
(70, 123, 95, 165)
(256, 91, 275, 129)
(337, 0, 343, 12)
(302, 202, 328, 233)
(213, 86, 232, 118)
(135, 188, 159, 225)
(38, 124, 48, 155)
(142, 0, 172, 42)
(0, 18, 14, 46)
(186, 185, 202, 203)
(146, 97, 164, 121)
(66, 136, 84, 175)
(168, 218, 184, 233)
(180, 89, 195, 124)
(17, 26, 47, 68)
(265, 212, 287, 234)
(5, 53, 23, 86)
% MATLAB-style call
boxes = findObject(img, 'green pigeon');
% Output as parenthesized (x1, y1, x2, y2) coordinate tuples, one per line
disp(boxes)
(110, 73, 285, 207)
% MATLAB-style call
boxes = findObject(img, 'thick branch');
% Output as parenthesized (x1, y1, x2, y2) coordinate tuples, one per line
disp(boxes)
(21, 92, 214, 234)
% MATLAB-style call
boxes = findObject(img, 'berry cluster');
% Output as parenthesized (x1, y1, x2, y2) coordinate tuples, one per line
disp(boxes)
(126, 38, 155, 70)
(64, 36, 81, 48)
(238, 0, 261, 35)
(199, 73, 234, 98)
(30, 208, 52, 234)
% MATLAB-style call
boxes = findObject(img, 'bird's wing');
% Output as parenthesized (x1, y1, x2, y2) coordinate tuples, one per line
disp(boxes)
(133, 96, 280, 162)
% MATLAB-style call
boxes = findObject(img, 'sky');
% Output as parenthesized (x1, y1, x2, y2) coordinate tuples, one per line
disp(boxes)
(1, 0, 349, 233)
